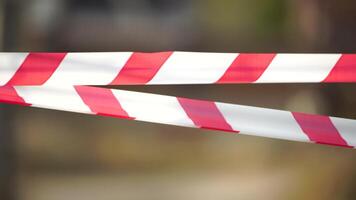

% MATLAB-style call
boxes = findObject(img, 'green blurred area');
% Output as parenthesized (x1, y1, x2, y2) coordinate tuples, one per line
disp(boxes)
(1, 0, 356, 199)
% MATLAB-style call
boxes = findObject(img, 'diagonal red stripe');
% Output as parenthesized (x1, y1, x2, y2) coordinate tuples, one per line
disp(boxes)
(217, 53, 276, 83)
(323, 54, 356, 82)
(292, 112, 351, 147)
(0, 86, 30, 106)
(75, 86, 133, 119)
(177, 97, 237, 132)
(6, 53, 66, 86)
(110, 52, 173, 85)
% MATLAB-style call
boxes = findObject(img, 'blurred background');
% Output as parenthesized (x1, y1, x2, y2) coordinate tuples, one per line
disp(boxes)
(1, 0, 356, 199)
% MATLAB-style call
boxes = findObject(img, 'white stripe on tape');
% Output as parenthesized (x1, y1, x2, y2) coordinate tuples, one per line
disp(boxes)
(0, 53, 28, 85)
(44, 52, 132, 86)
(216, 103, 310, 141)
(112, 89, 196, 127)
(148, 52, 238, 84)
(331, 117, 356, 147)
(14, 86, 92, 113)
(256, 54, 341, 83)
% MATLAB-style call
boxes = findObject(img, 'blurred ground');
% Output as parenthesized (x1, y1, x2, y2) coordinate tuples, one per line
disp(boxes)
(1, 0, 356, 200)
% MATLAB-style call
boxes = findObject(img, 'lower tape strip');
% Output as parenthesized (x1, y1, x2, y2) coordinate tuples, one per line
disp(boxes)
(0, 85, 355, 148)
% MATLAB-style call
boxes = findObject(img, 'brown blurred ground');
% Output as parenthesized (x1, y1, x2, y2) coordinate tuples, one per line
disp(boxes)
(1, 0, 356, 200)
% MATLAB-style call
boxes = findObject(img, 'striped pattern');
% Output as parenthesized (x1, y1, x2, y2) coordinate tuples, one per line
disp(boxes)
(177, 97, 236, 132)
(6, 53, 66, 85)
(111, 52, 173, 84)
(0, 86, 29, 106)
(1, 85, 355, 148)
(217, 53, 276, 83)
(1, 51, 356, 149)
(292, 112, 350, 147)
(75, 86, 132, 119)
(1, 52, 356, 86)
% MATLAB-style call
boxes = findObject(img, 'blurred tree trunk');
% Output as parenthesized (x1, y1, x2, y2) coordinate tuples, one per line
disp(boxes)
(0, 0, 18, 199)
(0, 107, 16, 200)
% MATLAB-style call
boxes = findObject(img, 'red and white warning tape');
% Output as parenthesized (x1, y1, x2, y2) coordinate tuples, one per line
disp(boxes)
(1, 52, 356, 86)
(1, 52, 356, 148)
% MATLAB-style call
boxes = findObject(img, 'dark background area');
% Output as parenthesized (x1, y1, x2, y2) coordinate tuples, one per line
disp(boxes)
(1, 0, 356, 199)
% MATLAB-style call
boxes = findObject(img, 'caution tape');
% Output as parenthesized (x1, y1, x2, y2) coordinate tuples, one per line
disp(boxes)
(1, 52, 356, 148)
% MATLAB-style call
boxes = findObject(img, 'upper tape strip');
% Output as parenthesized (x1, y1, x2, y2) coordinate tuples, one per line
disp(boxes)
(1, 52, 356, 86)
